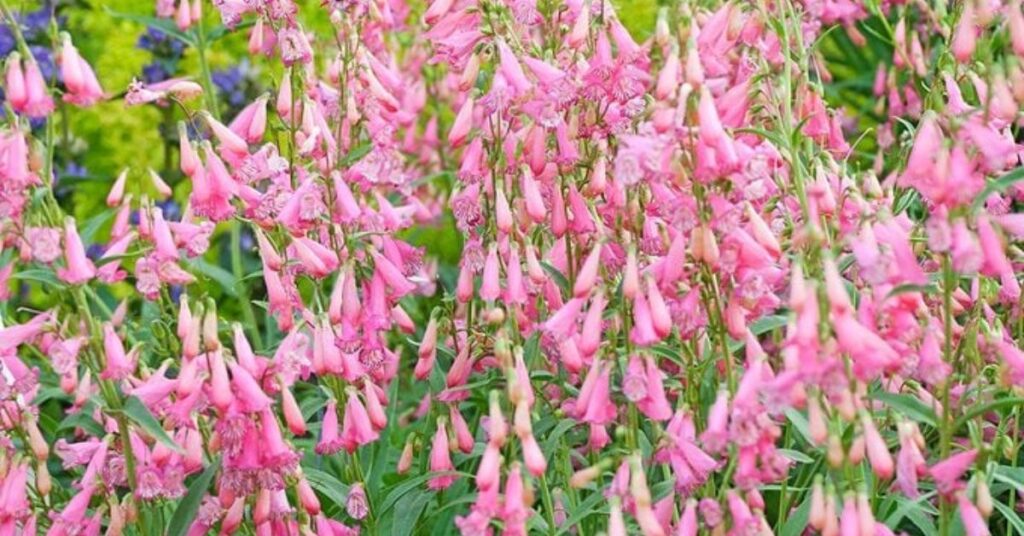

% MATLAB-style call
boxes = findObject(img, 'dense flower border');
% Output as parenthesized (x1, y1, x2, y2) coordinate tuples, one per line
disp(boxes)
(1, 0, 1023, 535)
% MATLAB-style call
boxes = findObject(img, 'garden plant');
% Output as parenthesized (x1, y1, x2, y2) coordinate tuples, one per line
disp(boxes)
(1, 0, 1024, 534)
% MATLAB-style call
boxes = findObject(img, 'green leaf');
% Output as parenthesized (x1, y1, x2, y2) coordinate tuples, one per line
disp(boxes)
(104, 8, 195, 46)
(390, 489, 434, 536)
(785, 408, 814, 446)
(540, 262, 570, 296)
(873, 391, 938, 428)
(555, 491, 606, 536)
(378, 471, 463, 517)
(893, 189, 921, 216)
(410, 171, 454, 188)
(751, 314, 789, 335)
(94, 249, 148, 267)
(972, 166, 1024, 211)
(341, 143, 373, 166)
(240, 269, 266, 282)
(993, 465, 1024, 489)
(884, 493, 938, 533)
(994, 499, 1024, 534)
(123, 395, 183, 453)
(58, 410, 106, 437)
(523, 332, 542, 368)
(735, 127, 786, 148)
(303, 467, 350, 509)
(80, 209, 115, 244)
(781, 494, 812, 536)
(206, 20, 255, 42)
(11, 269, 66, 289)
(779, 448, 815, 464)
(33, 386, 71, 406)
(166, 457, 221, 536)
(419, 495, 477, 521)
(887, 283, 938, 298)
(542, 418, 579, 452)
(649, 344, 686, 367)
(954, 397, 1024, 432)
(190, 259, 240, 297)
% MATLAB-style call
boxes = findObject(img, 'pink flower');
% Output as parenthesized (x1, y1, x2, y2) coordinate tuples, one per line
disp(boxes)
(448, 94, 474, 148)
(316, 400, 343, 455)
(501, 464, 529, 535)
(228, 95, 269, 144)
(428, 419, 456, 490)
(862, 413, 894, 480)
(895, 422, 927, 498)
(929, 449, 977, 498)
(8, 55, 54, 118)
(100, 323, 134, 380)
(581, 361, 617, 425)
(229, 362, 272, 413)
(635, 356, 672, 421)
(189, 144, 237, 221)
(346, 483, 369, 520)
(57, 218, 96, 285)
(951, 1, 977, 62)
(125, 77, 203, 106)
(958, 493, 990, 536)
(340, 390, 379, 453)
(544, 298, 583, 339)
(25, 227, 61, 264)
(59, 35, 104, 107)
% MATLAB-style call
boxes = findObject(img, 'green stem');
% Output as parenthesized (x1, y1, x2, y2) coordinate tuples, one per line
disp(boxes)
(349, 450, 377, 534)
(539, 472, 558, 536)
(938, 254, 956, 536)
(231, 223, 263, 350)
(0, 0, 34, 58)
(952, 397, 1024, 433)
(194, 16, 220, 121)
(701, 266, 736, 394)
(1009, 406, 1021, 536)
(191, 17, 261, 350)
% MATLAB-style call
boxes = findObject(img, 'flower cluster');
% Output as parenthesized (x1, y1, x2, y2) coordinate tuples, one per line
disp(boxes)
(0, 0, 1023, 535)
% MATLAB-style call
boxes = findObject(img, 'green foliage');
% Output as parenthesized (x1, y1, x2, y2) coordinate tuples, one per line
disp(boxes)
(612, 0, 658, 39)
(66, 0, 163, 179)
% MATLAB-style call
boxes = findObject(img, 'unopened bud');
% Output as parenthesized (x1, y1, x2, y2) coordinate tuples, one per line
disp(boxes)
(570, 464, 604, 489)
(628, 453, 652, 507)
(976, 478, 993, 518)
(485, 306, 505, 325)
(397, 436, 415, 474)
(848, 434, 865, 465)
(36, 460, 51, 496)
(108, 496, 125, 536)
(25, 417, 48, 461)
(827, 435, 844, 468)
(203, 299, 220, 351)
(809, 477, 826, 530)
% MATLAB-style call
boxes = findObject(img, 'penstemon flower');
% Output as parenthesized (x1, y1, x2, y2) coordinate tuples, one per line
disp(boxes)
(1, 0, 1024, 534)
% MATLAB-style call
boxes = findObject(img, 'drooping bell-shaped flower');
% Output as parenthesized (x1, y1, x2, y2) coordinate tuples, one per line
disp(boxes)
(57, 218, 97, 285)
(59, 33, 104, 107)
(428, 418, 456, 490)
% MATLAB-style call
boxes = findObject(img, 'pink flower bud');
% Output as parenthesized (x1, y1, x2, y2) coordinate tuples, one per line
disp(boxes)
(448, 94, 474, 148)
(521, 168, 547, 224)
(573, 242, 602, 298)
(952, 2, 977, 63)
(861, 413, 894, 480)
(428, 419, 456, 490)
